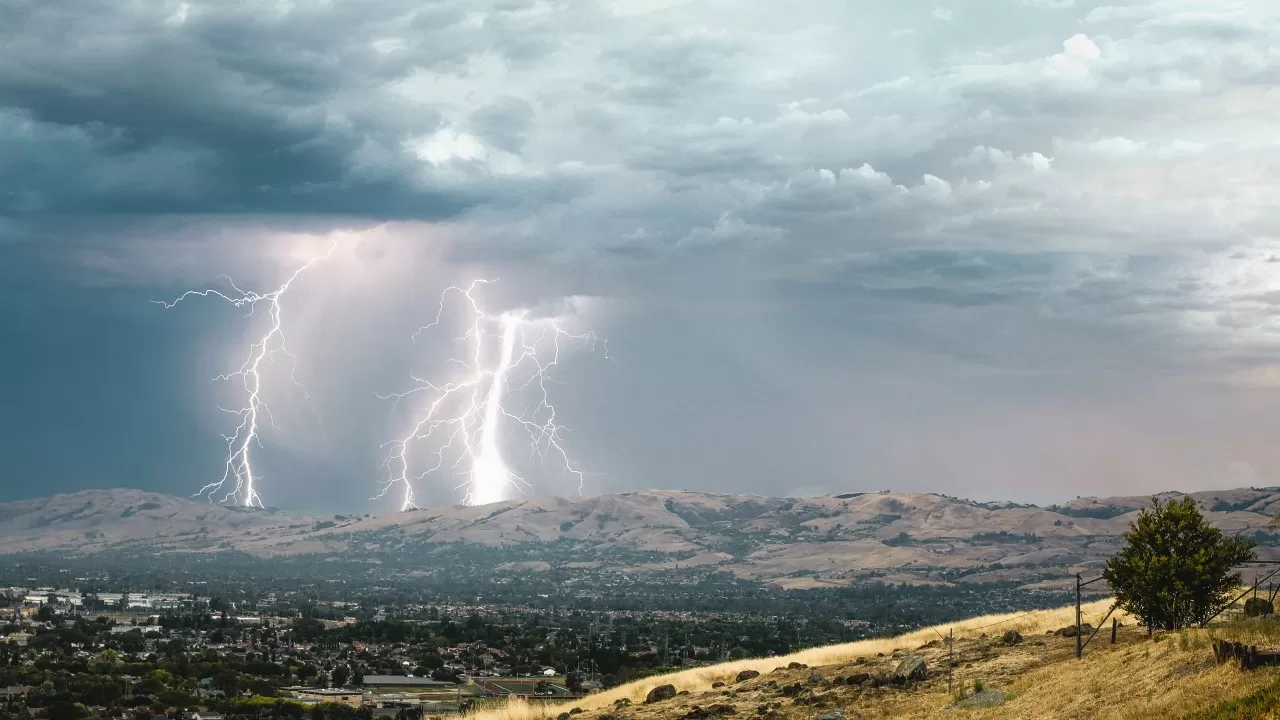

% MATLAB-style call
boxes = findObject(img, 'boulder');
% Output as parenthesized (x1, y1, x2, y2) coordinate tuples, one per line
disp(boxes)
(646, 684, 678, 704)
(844, 673, 870, 686)
(614, 698, 631, 707)
(814, 711, 845, 720)
(569, 709, 583, 716)
(892, 654, 928, 685)
(557, 714, 570, 720)
(736, 670, 761, 683)
(1245, 598, 1275, 617)
(780, 683, 804, 697)
(712, 681, 726, 689)
(808, 671, 823, 685)
(1001, 630, 1023, 646)
(788, 662, 809, 669)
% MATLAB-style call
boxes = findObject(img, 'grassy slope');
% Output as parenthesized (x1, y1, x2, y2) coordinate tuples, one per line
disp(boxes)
(469, 600, 1280, 720)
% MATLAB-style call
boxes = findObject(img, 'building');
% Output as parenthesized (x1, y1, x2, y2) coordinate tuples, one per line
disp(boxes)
(2, 686, 29, 702)
(365, 694, 425, 710)
(6, 633, 32, 647)
(362, 676, 454, 691)
(286, 688, 364, 708)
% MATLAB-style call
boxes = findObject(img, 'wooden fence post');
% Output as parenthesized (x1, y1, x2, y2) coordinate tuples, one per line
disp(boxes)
(1075, 573, 1083, 660)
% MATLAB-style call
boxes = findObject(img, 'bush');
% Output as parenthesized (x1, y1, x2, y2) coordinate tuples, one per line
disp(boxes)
(1104, 497, 1255, 630)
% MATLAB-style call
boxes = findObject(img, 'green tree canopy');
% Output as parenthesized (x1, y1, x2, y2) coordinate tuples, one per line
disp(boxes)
(1104, 496, 1256, 630)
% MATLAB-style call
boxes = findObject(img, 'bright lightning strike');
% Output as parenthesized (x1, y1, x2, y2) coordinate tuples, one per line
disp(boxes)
(155, 242, 338, 508)
(379, 280, 604, 511)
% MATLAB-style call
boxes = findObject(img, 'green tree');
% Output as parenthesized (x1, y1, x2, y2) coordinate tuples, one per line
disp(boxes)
(213, 670, 242, 697)
(1104, 496, 1256, 630)
(47, 702, 90, 720)
(88, 649, 119, 674)
(330, 665, 350, 688)
(296, 664, 318, 685)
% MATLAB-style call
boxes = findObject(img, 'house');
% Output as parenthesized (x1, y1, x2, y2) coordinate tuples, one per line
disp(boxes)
(189, 713, 224, 720)
(6, 632, 32, 646)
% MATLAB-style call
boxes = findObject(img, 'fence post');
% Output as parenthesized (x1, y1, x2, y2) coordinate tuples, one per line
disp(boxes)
(947, 628, 953, 695)
(1111, 617, 1117, 644)
(1076, 573, 1083, 660)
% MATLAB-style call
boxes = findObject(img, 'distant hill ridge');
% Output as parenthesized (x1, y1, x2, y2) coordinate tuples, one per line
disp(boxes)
(2, 486, 1278, 588)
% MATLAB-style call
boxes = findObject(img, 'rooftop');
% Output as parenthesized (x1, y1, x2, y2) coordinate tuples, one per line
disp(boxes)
(363, 675, 453, 687)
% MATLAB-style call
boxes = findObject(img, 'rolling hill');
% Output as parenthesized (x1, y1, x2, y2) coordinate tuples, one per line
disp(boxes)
(2, 486, 1279, 589)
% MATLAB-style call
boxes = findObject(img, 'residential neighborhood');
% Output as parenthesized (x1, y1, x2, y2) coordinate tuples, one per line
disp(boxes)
(0, 579, 900, 720)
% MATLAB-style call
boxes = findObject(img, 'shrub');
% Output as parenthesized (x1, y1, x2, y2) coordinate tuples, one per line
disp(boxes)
(1104, 497, 1255, 630)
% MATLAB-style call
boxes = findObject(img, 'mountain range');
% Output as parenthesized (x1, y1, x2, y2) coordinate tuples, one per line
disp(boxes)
(3, 486, 1279, 589)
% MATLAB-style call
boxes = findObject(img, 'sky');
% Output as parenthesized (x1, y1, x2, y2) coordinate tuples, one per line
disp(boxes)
(4, 0, 1280, 512)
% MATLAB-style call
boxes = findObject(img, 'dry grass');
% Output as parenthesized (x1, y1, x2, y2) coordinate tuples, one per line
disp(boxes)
(465, 599, 1131, 720)
(463, 601, 1280, 719)
(921, 625, 1280, 719)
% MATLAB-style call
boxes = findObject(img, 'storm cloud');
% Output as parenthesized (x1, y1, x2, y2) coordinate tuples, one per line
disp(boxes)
(4, 0, 1280, 510)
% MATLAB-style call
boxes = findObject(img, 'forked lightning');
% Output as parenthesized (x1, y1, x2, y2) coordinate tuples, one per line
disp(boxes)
(379, 280, 602, 510)
(155, 243, 338, 507)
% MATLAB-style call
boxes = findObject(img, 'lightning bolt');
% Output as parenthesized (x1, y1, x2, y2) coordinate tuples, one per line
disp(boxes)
(378, 279, 603, 510)
(155, 242, 338, 508)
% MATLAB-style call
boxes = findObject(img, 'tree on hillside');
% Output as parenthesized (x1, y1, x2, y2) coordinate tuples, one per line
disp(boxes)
(1104, 496, 1256, 630)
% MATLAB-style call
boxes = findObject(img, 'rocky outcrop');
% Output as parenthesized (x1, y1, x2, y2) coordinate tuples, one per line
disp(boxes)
(646, 684, 678, 703)
(892, 654, 928, 684)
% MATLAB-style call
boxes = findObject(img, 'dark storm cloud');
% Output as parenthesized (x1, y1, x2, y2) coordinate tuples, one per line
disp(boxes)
(0, 0, 563, 216)
(6, 0, 1280, 508)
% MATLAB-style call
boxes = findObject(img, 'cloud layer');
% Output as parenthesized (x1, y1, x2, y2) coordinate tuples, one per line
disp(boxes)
(5, 0, 1280, 508)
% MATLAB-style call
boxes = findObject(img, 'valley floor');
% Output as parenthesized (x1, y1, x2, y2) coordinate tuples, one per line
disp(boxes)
(471, 600, 1280, 720)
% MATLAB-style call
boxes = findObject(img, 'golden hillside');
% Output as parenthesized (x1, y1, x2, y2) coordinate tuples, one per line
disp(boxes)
(6, 487, 1280, 588)
(469, 599, 1280, 720)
